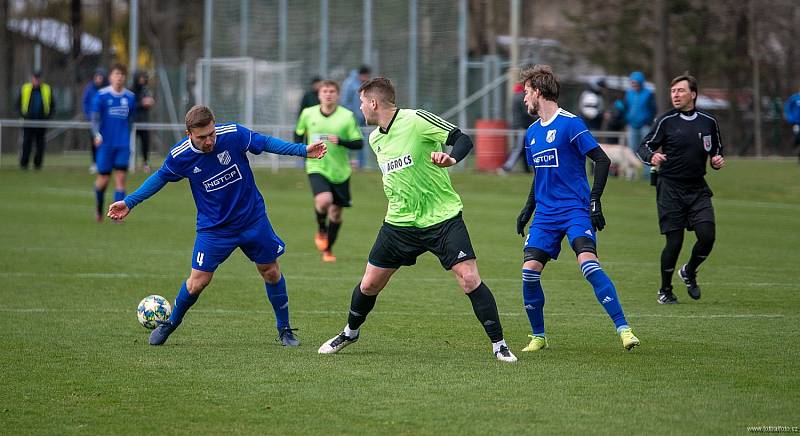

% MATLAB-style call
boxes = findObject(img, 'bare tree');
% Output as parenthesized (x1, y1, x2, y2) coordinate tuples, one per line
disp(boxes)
(100, 0, 112, 68)
(0, 0, 10, 117)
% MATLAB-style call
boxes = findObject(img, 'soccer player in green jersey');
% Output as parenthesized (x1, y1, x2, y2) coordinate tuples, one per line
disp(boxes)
(295, 80, 364, 262)
(318, 78, 517, 362)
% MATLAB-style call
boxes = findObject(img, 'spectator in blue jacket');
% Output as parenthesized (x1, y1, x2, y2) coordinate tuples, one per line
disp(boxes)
(82, 68, 108, 173)
(784, 91, 800, 163)
(623, 71, 656, 178)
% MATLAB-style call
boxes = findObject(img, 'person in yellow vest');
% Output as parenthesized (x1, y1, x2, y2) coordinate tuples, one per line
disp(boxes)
(17, 70, 55, 170)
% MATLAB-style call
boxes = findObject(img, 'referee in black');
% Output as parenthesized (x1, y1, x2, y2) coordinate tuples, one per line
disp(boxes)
(637, 73, 725, 304)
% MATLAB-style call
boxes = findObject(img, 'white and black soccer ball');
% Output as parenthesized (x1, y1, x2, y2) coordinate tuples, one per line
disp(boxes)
(137, 295, 172, 329)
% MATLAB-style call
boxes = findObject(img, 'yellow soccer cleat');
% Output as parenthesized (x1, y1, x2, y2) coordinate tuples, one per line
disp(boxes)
(521, 335, 548, 352)
(619, 327, 640, 351)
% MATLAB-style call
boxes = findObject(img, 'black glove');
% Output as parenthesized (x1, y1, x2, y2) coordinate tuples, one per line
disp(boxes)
(516, 203, 535, 236)
(590, 198, 605, 231)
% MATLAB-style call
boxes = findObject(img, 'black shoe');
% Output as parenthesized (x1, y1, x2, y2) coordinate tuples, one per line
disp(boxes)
(277, 327, 300, 347)
(678, 265, 701, 300)
(657, 287, 679, 304)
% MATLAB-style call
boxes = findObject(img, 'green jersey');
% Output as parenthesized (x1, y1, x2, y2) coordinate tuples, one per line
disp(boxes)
(369, 109, 463, 227)
(296, 105, 363, 183)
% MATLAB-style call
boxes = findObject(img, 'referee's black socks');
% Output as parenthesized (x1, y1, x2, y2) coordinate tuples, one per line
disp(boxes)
(346, 282, 377, 332)
(466, 282, 504, 343)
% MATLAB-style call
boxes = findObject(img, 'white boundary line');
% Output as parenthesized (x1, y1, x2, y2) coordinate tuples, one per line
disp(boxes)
(0, 307, 787, 319)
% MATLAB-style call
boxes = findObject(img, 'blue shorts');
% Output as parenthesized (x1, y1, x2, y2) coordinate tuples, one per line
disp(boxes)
(96, 145, 130, 174)
(524, 213, 595, 260)
(191, 218, 286, 272)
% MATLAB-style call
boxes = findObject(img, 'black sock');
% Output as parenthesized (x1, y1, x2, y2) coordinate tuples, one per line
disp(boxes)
(347, 283, 377, 331)
(327, 220, 342, 251)
(661, 230, 683, 290)
(315, 210, 327, 233)
(466, 282, 503, 342)
(686, 223, 715, 274)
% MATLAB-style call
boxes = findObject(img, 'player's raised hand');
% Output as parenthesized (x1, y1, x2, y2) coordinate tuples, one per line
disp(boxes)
(651, 152, 667, 166)
(306, 140, 327, 159)
(431, 152, 456, 168)
(107, 200, 130, 221)
(710, 155, 725, 169)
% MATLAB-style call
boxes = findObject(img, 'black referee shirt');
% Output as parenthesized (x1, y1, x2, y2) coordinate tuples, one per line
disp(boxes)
(637, 109, 723, 181)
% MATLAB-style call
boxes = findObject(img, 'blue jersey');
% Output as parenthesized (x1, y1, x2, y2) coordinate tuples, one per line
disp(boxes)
(154, 123, 306, 235)
(525, 108, 599, 218)
(91, 86, 135, 148)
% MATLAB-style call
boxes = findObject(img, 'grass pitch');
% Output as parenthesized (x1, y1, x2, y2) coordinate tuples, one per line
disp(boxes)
(0, 158, 798, 434)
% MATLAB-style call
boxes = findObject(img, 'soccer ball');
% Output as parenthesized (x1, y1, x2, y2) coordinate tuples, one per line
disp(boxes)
(137, 295, 172, 329)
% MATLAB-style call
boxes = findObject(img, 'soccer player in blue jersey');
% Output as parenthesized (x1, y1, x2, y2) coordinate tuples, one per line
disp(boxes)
(91, 64, 136, 222)
(107, 105, 327, 346)
(514, 65, 640, 352)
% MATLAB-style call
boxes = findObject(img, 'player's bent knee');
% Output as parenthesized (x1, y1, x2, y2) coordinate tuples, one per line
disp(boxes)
(570, 236, 597, 256)
(257, 263, 281, 284)
(186, 277, 211, 294)
(523, 248, 550, 267)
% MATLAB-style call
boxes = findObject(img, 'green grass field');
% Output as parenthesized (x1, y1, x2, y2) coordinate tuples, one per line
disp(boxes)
(1, 159, 798, 434)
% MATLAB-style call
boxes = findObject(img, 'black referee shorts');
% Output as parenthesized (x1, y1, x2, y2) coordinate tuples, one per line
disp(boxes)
(656, 176, 715, 234)
(308, 173, 352, 207)
(368, 212, 476, 270)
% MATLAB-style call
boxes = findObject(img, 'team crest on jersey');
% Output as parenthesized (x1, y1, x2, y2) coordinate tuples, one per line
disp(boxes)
(702, 135, 712, 152)
(530, 148, 559, 168)
(217, 150, 231, 165)
(546, 130, 557, 143)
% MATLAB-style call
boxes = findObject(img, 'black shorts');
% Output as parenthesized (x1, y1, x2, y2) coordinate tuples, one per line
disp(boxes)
(308, 173, 352, 207)
(368, 212, 476, 270)
(656, 177, 715, 234)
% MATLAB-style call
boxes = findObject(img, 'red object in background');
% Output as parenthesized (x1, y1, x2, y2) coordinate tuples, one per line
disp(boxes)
(474, 119, 508, 171)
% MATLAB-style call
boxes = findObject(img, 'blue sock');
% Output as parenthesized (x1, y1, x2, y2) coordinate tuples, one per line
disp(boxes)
(168, 282, 199, 326)
(265, 275, 290, 330)
(94, 188, 105, 215)
(114, 190, 125, 202)
(522, 268, 545, 336)
(581, 260, 628, 330)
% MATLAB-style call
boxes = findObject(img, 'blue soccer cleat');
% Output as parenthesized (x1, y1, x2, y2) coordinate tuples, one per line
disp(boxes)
(277, 327, 300, 347)
(149, 320, 178, 346)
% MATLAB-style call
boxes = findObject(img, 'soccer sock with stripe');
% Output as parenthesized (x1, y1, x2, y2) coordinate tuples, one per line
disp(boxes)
(581, 260, 628, 330)
(265, 274, 290, 330)
(522, 269, 545, 336)
(168, 282, 199, 326)
(345, 282, 377, 337)
(326, 220, 341, 251)
(315, 209, 327, 233)
(466, 282, 504, 343)
(94, 187, 105, 216)
(114, 190, 125, 202)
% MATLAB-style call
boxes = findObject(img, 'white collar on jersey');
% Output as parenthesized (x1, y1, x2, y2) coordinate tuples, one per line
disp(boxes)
(539, 107, 563, 127)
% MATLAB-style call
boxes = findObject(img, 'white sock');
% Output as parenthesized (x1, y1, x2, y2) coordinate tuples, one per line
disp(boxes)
(344, 325, 359, 338)
(492, 339, 508, 354)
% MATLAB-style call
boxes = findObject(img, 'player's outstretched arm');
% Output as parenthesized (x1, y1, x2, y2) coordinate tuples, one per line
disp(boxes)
(108, 172, 169, 221)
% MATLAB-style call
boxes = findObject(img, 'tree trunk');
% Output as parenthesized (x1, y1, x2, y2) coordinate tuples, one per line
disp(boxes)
(100, 0, 112, 67)
(653, 0, 669, 114)
(0, 0, 10, 117)
(71, 0, 82, 115)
